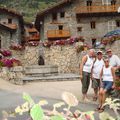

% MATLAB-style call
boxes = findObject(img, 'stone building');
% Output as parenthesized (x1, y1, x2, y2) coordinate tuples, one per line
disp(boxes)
(0, 7, 24, 49)
(24, 22, 40, 43)
(35, 0, 120, 46)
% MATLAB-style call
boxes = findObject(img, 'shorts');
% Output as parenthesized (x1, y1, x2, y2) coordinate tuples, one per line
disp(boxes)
(92, 78, 100, 89)
(101, 81, 113, 91)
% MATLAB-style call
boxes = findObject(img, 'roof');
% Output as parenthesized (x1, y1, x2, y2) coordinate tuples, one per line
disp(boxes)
(0, 7, 23, 18)
(35, 0, 73, 31)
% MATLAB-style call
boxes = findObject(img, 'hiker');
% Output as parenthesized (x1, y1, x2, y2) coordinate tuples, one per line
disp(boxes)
(96, 58, 115, 112)
(91, 50, 104, 101)
(80, 49, 95, 102)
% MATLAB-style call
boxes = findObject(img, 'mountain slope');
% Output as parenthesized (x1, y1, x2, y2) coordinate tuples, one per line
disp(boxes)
(0, 0, 58, 22)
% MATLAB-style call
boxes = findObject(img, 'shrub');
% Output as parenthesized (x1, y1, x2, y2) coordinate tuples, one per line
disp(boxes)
(10, 43, 25, 50)
(0, 49, 12, 57)
(0, 58, 21, 68)
(27, 41, 39, 47)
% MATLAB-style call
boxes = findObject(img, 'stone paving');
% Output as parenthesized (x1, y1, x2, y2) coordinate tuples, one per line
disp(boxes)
(0, 78, 116, 120)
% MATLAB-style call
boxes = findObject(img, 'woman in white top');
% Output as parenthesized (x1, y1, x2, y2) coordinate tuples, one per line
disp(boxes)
(96, 58, 115, 112)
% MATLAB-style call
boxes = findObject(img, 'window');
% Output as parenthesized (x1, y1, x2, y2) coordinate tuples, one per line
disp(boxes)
(60, 12, 65, 18)
(58, 25, 63, 30)
(90, 21, 96, 29)
(102, 0, 111, 5)
(58, 25, 63, 34)
(77, 27, 82, 32)
(108, 21, 116, 32)
(52, 13, 57, 21)
(111, 0, 116, 5)
(86, 0, 92, 6)
(8, 18, 12, 24)
(116, 20, 120, 27)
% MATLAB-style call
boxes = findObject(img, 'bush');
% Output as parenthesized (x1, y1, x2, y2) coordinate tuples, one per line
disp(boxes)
(10, 43, 25, 51)
(0, 49, 12, 57)
(0, 58, 21, 68)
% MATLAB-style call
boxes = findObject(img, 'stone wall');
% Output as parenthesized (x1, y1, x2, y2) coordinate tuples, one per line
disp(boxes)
(9, 42, 84, 74)
(0, 66, 24, 85)
(11, 46, 39, 66)
(44, 42, 84, 73)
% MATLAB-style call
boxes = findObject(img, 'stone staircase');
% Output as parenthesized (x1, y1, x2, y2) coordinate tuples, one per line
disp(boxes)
(24, 65, 58, 77)
(21, 65, 80, 84)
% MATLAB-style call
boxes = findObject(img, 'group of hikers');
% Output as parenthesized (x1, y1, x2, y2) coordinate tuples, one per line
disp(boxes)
(80, 48, 120, 112)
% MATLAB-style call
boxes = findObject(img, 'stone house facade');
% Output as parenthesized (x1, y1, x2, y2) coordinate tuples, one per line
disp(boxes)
(0, 7, 24, 49)
(35, 0, 120, 46)
(24, 22, 40, 43)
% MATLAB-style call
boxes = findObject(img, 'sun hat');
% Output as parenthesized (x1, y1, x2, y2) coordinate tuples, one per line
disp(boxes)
(97, 50, 103, 54)
(106, 48, 112, 53)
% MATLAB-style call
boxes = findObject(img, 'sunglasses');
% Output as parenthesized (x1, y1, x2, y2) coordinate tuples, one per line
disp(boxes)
(107, 51, 111, 53)
(104, 61, 109, 62)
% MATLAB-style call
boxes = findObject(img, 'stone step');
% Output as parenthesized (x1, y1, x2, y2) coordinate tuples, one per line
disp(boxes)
(22, 73, 80, 82)
(26, 73, 58, 77)
(24, 65, 58, 76)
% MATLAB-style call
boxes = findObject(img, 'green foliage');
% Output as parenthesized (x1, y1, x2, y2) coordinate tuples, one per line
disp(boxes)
(0, 61, 4, 67)
(30, 104, 44, 120)
(51, 115, 66, 120)
(23, 92, 35, 106)
(0, 0, 58, 22)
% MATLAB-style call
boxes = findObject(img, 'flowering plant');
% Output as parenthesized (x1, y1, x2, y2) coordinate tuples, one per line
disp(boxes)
(43, 41, 52, 47)
(27, 41, 39, 47)
(1, 59, 13, 67)
(43, 36, 85, 47)
(10, 43, 25, 51)
(0, 49, 12, 57)
(0, 58, 21, 68)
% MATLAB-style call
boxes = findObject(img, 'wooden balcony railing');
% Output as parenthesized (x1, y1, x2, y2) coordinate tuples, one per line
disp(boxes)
(25, 34, 40, 41)
(0, 23, 17, 30)
(47, 30, 71, 39)
(75, 5, 120, 14)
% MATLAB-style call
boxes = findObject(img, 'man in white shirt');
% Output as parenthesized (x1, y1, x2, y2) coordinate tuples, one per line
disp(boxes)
(80, 49, 95, 102)
(106, 48, 120, 68)
(91, 50, 104, 101)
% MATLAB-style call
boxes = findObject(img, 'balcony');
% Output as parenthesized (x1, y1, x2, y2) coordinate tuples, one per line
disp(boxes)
(25, 34, 40, 41)
(47, 30, 71, 40)
(0, 23, 17, 31)
(75, 5, 120, 16)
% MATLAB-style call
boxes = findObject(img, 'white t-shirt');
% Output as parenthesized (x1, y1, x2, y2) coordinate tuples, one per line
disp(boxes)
(102, 66, 113, 82)
(109, 55, 120, 67)
(92, 59, 104, 79)
(83, 55, 94, 73)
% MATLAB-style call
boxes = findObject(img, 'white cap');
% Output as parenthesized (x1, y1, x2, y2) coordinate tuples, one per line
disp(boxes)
(97, 50, 103, 54)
